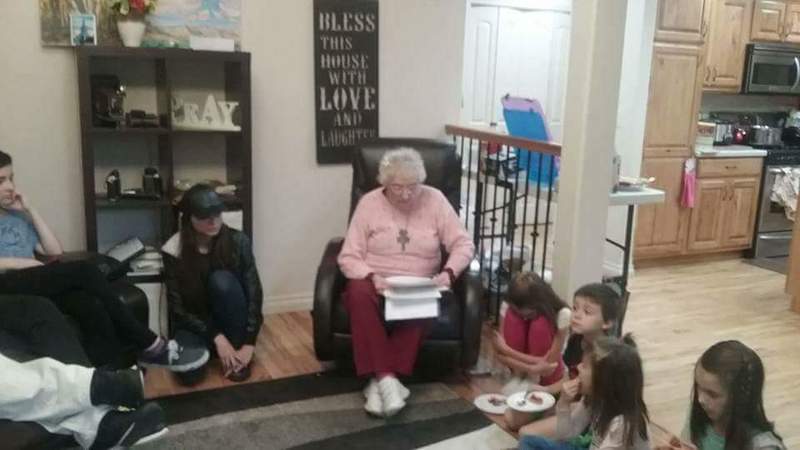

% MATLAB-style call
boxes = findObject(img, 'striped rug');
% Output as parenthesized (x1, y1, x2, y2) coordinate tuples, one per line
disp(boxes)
(138, 372, 518, 449)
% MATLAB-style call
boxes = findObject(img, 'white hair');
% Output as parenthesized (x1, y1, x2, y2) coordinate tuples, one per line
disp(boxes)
(377, 147, 427, 186)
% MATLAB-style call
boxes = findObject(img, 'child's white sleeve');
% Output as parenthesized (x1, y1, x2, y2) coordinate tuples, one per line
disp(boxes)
(594, 416, 628, 449)
(556, 307, 572, 330)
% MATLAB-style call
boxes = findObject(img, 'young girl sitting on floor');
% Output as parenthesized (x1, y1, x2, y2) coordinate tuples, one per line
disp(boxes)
(519, 334, 650, 450)
(655, 340, 785, 450)
(494, 272, 571, 395)
(514, 283, 622, 436)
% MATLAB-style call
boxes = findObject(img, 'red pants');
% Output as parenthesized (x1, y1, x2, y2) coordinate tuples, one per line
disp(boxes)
(343, 279, 433, 377)
(502, 307, 564, 385)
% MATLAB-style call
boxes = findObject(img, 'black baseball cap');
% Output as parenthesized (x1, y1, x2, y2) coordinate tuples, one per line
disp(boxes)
(181, 184, 224, 219)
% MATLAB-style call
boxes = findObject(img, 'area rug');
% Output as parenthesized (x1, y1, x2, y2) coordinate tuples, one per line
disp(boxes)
(138, 372, 518, 449)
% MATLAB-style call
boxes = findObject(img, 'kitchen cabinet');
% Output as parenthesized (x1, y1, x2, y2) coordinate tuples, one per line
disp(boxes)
(655, 0, 711, 43)
(705, 0, 754, 91)
(687, 179, 728, 251)
(723, 177, 761, 246)
(635, 157, 690, 258)
(751, 0, 787, 41)
(643, 43, 704, 158)
(687, 158, 762, 252)
(784, 1, 800, 42)
(636, 1, 707, 259)
(751, 0, 800, 42)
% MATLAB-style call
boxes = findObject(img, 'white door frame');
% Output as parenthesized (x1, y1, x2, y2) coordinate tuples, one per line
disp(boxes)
(468, 0, 571, 13)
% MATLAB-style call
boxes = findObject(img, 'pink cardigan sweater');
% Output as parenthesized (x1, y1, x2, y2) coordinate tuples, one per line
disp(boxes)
(338, 186, 475, 280)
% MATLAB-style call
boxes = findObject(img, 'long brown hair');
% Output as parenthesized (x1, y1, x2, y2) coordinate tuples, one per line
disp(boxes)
(589, 334, 649, 446)
(690, 341, 783, 450)
(179, 211, 236, 270)
(506, 271, 568, 328)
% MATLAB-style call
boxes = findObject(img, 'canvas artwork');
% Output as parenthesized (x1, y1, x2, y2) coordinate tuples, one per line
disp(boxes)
(70, 13, 97, 45)
(41, 0, 119, 46)
(40, 0, 241, 48)
(145, 0, 241, 48)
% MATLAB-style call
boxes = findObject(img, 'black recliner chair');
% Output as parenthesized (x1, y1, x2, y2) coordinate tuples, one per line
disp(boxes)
(0, 253, 149, 450)
(313, 138, 483, 371)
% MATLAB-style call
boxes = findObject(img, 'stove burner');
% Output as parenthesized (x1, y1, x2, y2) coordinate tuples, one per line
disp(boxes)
(765, 148, 800, 165)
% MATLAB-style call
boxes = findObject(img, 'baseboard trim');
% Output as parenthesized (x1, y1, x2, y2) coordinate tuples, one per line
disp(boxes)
(263, 293, 313, 314)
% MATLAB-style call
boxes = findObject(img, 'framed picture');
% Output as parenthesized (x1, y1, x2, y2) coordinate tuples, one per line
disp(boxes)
(313, 0, 379, 164)
(70, 13, 97, 46)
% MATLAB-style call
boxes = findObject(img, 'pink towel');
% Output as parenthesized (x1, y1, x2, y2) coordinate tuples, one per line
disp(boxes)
(681, 158, 697, 208)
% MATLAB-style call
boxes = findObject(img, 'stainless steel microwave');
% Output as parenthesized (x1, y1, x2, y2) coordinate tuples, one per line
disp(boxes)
(743, 43, 800, 94)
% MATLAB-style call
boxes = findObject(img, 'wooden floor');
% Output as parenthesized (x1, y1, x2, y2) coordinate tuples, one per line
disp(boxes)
(626, 258, 800, 449)
(145, 258, 799, 447)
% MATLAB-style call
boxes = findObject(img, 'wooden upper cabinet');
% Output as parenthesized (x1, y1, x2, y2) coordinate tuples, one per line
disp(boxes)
(705, 0, 754, 91)
(723, 177, 761, 247)
(751, 0, 787, 41)
(785, 2, 800, 42)
(655, 0, 710, 43)
(635, 157, 690, 258)
(687, 178, 728, 251)
(644, 43, 704, 158)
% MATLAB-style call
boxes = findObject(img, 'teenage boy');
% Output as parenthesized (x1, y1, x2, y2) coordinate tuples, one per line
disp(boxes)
(0, 149, 207, 371)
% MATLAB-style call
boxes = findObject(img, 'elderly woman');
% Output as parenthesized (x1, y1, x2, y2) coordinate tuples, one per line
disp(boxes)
(338, 147, 475, 417)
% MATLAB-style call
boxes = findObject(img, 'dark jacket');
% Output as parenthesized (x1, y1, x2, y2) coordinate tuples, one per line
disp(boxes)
(161, 228, 263, 346)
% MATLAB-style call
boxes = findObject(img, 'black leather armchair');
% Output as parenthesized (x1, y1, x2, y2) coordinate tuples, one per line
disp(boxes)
(0, 254, 149, 450)
(313, 138, 483, 371)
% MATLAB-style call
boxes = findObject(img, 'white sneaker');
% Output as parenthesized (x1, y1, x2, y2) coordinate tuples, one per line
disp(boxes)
(391, 377, 410, 400)
(363, 378, 383, 416)
(378, 376, 406, 417)
(365, 377, 409, 399)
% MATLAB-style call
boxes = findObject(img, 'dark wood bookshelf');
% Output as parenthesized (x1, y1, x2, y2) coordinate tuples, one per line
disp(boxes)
(77, 47, 253, 252)
(95, 196, 172, 209)
(88, 127, 170, 135)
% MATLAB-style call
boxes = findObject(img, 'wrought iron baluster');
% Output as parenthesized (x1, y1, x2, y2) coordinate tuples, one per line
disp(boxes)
(541, 156, 556, 280)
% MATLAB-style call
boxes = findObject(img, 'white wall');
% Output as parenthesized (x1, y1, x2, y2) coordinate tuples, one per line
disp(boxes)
(0, 0, 466, 311)
(603, 0, 657, 274)
(0, 5, 85, 250)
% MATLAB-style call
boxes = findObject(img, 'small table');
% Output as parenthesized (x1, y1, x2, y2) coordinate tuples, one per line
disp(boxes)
(606, 187, 665, 295)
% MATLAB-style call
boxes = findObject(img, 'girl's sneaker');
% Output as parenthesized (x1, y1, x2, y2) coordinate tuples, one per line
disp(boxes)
(138, 339, 209, 372)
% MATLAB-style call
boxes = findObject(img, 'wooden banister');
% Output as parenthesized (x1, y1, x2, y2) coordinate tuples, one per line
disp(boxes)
(445, 124, 562, 156)
(787, 195, 800, 313)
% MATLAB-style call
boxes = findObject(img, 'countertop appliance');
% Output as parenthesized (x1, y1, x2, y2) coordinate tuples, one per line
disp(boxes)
(751, 147, 800, 263)
(750, 125, 783, 148)
(713, 121, 734, 145)
(743, 43, 800, 95)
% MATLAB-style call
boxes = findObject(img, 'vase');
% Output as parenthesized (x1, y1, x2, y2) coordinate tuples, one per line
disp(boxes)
(116, 19, 146, 47)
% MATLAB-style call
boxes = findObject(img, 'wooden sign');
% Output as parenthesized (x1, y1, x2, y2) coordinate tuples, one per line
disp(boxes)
(314, 0, 379, 164)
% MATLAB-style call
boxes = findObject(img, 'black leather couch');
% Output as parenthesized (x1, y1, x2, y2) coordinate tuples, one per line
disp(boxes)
(313, 138, 483, 371)
(0, 256, 149, 450)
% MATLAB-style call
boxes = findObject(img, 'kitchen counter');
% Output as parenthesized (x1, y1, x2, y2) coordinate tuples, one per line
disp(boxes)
(609, 187, 665, 206)
(695, 144, 767, 158)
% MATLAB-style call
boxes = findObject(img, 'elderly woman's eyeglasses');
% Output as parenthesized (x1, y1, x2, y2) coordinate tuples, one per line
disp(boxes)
(388, 183, 420, 195)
